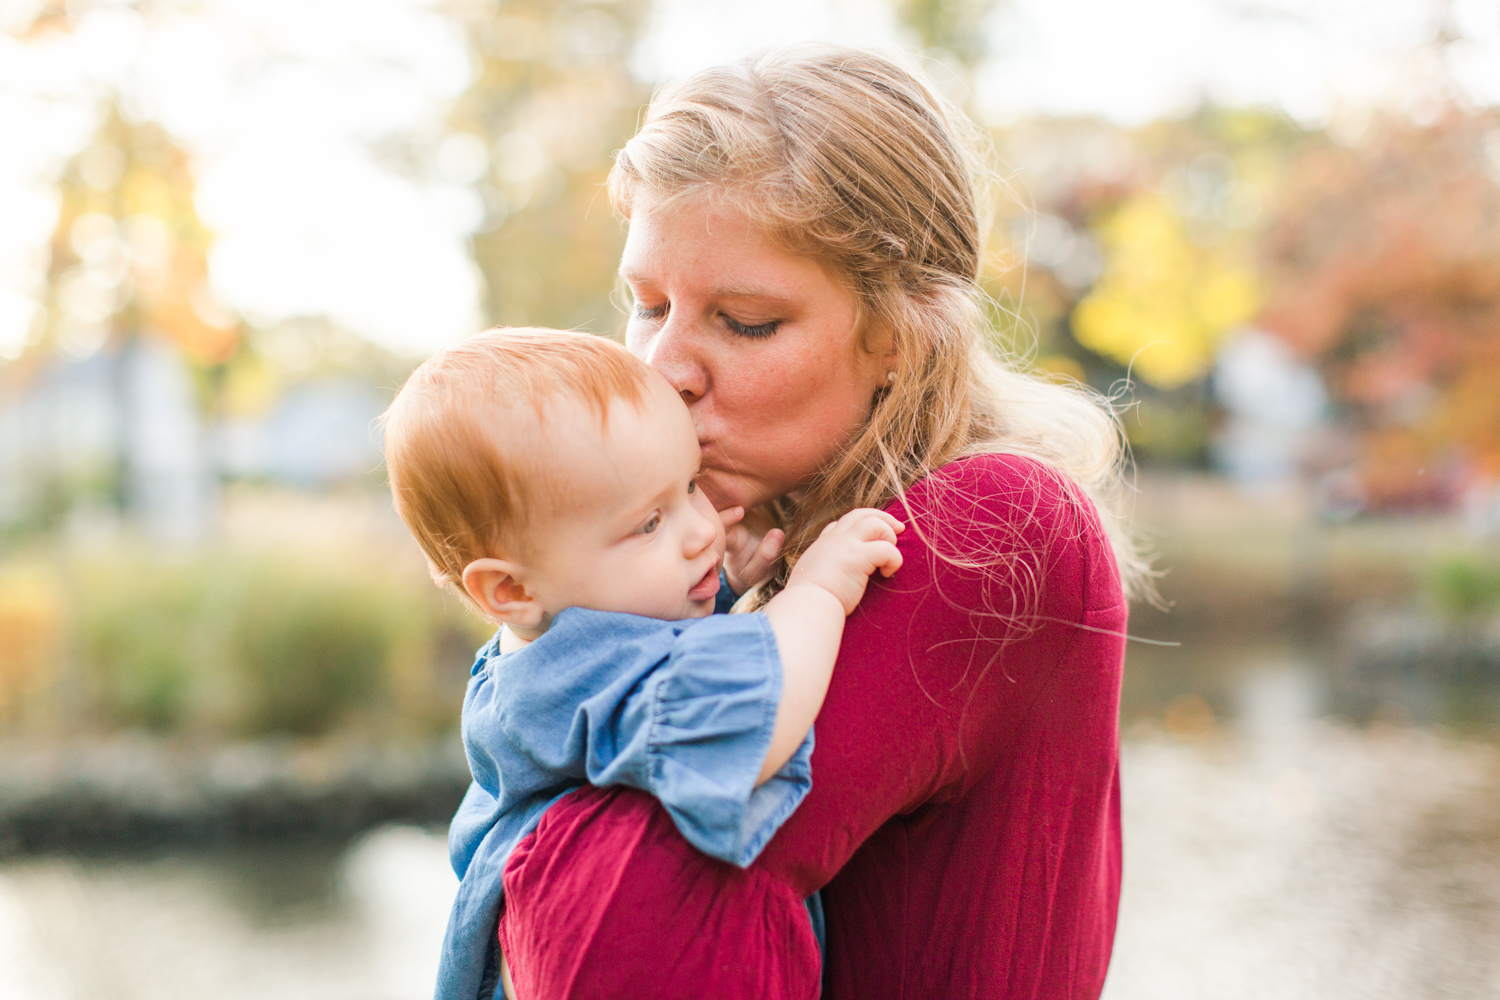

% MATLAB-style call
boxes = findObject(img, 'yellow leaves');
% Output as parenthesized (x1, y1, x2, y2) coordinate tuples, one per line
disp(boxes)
(1074, 193, 1260, 388)
(0, 565, 64, 723)
(119, 172, 181, 229)
(1034, 353, 1086, 383)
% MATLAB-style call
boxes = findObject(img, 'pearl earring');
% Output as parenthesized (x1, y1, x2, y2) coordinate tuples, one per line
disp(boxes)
(886, 370, 896, 382)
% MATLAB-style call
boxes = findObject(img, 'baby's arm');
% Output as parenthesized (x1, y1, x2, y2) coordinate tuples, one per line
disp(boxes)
(755, 509, 904, 783)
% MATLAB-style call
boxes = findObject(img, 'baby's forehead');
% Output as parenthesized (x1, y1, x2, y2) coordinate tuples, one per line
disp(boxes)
(514, 384, 692, 508)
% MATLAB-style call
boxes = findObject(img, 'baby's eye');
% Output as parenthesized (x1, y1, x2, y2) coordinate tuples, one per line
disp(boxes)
(687, 479, 697, 495)
(640, 513, 661, 535)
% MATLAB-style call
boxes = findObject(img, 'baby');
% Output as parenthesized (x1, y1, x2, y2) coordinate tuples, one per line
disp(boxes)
(381, 328, 902, 1000)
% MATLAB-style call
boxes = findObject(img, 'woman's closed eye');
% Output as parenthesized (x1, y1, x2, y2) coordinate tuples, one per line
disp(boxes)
(721, 312, 780, 338)
(634, 300, 668, 321)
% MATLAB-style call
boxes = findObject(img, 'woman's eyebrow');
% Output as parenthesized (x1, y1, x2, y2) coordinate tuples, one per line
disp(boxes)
(616, 269, 793, 303)
(711, 284, 793, 302)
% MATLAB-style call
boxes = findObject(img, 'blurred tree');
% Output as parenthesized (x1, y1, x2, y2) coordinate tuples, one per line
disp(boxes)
(982, 110, 1303, 464)
(34, 104, 241, 519)
(1068, 110, 1303, 390)
(442, 0, 652, 336)
(1074, 191, 1259, 388)
(896, 0, 1000, 84)
(1259, 111, 1500, 508)
(974, 109, 1320, 469)
(42, 104, 241, 370)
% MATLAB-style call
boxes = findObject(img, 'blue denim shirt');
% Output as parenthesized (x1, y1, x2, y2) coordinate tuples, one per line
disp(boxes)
(436, 599, 816, 1000)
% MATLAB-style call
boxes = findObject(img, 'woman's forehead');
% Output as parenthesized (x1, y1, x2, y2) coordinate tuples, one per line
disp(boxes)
(619, 199, 834, 299)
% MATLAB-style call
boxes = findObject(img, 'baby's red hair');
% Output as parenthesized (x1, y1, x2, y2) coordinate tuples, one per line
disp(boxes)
(382, 328, 654, 594)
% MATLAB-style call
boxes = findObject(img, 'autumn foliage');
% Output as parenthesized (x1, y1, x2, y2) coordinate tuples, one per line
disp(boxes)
(1259, 111, 1500, 506)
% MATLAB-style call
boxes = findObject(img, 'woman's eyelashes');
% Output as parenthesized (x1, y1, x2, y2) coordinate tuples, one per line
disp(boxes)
(632, 296, 779, 338)
(721, 313, 780, 339)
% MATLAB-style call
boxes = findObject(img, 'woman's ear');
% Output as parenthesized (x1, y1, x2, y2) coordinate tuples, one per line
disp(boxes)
(858, 317, 899, 390)
(461, 558, 546, 627)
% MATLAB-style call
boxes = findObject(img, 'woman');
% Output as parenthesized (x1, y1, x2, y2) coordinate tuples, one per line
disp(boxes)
(497, 46, 1149, 999)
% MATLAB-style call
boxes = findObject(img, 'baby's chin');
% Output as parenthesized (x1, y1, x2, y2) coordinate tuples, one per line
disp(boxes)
(682, 597, 716, 620)
(633, 595, 716, 623)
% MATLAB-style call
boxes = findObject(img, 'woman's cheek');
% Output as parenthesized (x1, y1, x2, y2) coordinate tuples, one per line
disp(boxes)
(696, 467, 762, 513)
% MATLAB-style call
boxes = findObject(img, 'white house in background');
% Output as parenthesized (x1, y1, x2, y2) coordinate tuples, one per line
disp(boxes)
(0, 338, 213, 541)
(218, 378, 387, 487)
(0, 339, 388, 540)
(123, 338, 217, 542)
(0, 351, 117, 524)
(1464, 482, 1500, 537)
(1211, 327, 1329, 493)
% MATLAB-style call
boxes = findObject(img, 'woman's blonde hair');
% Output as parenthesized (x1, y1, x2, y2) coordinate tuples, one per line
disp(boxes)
(609, 45, 1153, 607)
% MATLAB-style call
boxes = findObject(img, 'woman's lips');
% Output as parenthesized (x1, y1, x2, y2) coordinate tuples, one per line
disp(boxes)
(688, 560, 721, 602)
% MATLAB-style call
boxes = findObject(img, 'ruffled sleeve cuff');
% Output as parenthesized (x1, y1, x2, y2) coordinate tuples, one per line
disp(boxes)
(646, 612, 813, 868)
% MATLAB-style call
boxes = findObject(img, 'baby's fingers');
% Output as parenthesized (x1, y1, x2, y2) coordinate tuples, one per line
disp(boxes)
(849, 511, 903, 545)
(724, 523, 752, 565)
(736, 528, 783, 584)
(840, 507, 904, 535)
(837, 506, 900, 526)
(718, 505, 746, 530)
(868, 539, 904, 577)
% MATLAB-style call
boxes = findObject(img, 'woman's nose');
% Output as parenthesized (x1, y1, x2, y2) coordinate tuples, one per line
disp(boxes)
(641, 314, 708, 403)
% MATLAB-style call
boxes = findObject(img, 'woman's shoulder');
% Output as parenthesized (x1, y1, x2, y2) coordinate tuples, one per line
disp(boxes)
(891, 452, 1121, 608)
(899, 452, 1093, 539)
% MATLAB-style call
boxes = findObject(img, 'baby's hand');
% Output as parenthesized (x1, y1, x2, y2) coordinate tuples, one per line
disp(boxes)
(719, 506, 784, 595)
(785, 508, 904, 616)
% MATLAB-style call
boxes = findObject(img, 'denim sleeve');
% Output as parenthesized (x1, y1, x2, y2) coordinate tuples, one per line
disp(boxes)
(578, 612, 814, 868)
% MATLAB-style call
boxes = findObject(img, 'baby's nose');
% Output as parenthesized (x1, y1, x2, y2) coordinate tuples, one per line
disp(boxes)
(686, 511, 718, 555)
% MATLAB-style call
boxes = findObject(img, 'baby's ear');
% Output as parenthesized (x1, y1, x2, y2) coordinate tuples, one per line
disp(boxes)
(461, 558, 545, 627)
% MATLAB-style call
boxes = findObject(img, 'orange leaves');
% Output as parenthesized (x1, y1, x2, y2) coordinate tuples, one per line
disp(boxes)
(41, 106, 242, 368)
(1258, 110, 1500, 504)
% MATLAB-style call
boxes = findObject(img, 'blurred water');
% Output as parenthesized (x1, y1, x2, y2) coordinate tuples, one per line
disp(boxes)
(0, 827, 456, 1000)
(1, 663, 1498, 998)
(1106, 724, 1500, 1000)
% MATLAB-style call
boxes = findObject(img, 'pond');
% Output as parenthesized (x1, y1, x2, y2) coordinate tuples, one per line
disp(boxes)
(3, 632, 1499, 998)
(0, 826, 454, 1000)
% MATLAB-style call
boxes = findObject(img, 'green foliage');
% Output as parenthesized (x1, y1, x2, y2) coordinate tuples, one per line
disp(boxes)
(447, 0, 652, 335)
(76, 559, 206, 730)
(896, 0, 1000, 74)
(226, 561, 410, 736)
(1125, 395, 1212, 466)
(66, 546, 469, 737)
(1426, 555, 1500, 618)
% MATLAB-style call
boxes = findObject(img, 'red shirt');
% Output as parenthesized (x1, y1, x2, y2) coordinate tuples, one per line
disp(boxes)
(498, 453, 1127, 999)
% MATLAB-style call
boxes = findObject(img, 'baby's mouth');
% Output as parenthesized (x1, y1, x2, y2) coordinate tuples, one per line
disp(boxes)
(688, 559, 722, 602)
